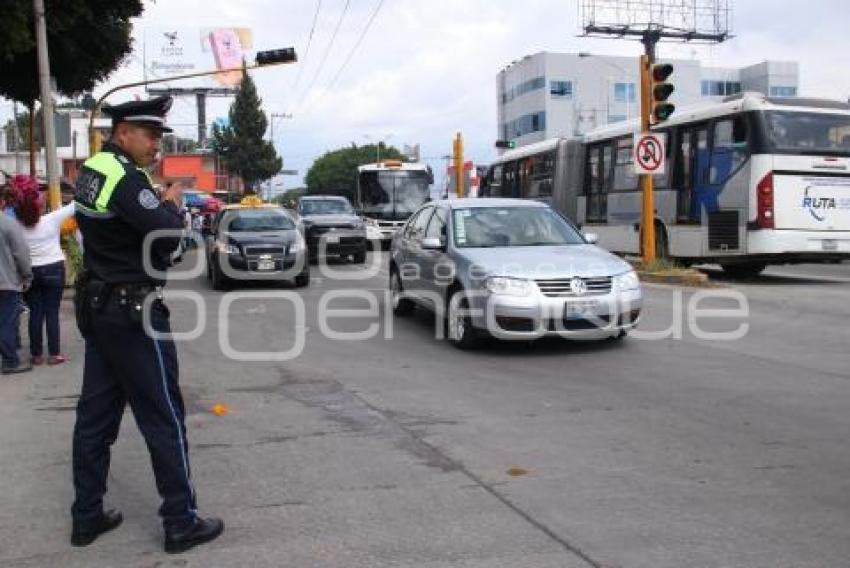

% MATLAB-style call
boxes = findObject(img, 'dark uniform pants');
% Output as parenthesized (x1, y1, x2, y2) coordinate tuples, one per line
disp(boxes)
(71, 296, 197, 530)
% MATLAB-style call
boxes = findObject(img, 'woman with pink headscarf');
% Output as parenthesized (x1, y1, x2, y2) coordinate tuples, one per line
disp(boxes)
(14, 176, 75, 365)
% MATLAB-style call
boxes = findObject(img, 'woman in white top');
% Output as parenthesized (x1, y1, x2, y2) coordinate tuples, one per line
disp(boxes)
(16, 190, 75, 365)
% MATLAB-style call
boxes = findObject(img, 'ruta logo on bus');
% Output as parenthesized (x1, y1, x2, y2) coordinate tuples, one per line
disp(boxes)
(801, 185, 839, 222)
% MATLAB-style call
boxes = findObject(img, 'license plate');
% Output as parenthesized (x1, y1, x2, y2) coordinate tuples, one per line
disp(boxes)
(257, 260, 275, 271)
(565, 300, 599, 319)
(822, 239, 838, 251)
(326, 234, 340, 244)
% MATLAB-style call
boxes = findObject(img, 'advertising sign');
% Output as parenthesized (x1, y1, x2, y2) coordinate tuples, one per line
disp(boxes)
(144, 27, 254, 88)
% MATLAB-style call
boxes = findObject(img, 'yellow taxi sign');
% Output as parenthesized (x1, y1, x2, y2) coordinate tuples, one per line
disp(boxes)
(383, 160, 403, 169)
(239, 195, 264, 207)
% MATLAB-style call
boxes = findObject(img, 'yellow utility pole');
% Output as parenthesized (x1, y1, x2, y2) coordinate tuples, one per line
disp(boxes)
(453, 132, 464, 198)
(639, 54, 657, 263)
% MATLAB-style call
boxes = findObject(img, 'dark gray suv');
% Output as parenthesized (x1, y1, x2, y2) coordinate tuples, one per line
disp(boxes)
(297, 196, 368, 263)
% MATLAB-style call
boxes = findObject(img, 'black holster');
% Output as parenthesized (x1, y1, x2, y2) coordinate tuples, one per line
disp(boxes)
(73, 273, 109, 336)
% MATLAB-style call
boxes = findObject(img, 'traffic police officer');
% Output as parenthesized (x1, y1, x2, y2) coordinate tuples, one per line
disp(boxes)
(71, 96, 223, 553)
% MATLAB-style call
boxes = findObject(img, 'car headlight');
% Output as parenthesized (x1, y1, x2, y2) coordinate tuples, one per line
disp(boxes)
(614, 270, 640, 291)
(353, 220, 366, 230)
(215, 242, 240, 255)
(289, 237, 305, 252)
(485, 276, 535, 297)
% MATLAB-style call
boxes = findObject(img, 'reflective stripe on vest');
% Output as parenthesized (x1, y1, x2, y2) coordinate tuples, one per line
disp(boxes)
(82, 151, 127, 213)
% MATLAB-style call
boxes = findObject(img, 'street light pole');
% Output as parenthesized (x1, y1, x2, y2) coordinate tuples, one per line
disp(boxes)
(33, 0, 61, 209)
(89, 49, 297, 157)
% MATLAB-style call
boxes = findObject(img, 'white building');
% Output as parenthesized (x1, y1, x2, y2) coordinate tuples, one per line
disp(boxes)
(496, 52, 799, 148)
(1, 110, 110, 179)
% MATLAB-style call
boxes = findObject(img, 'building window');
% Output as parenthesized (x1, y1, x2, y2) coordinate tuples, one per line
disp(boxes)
(701, 80, 742, 97)
(503, 76, 546, 103)
(769, 86, 797, 97)
(613, 83, 636, 103)
(505, 111, 547, 139)
(550, 80, 573, 98)
(608, 115, 627, 123)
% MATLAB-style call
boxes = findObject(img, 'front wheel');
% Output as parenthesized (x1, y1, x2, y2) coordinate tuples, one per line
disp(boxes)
(211, 262, 228, 291)
(446, 291, 483, 350)
(720, 262, 766, 280)
(389, 270, 414, 316)
(352, 247, 367, 264)
(294, 268, 310, 288)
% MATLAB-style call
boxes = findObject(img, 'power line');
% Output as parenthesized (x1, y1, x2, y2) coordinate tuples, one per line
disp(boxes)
(327, 0, 385, 89)
(290, 0, 323, 94)
(295, 0, 351, 111)
(298, 0, 384, 116)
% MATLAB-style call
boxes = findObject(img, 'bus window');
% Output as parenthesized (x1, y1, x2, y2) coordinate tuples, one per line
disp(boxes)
(490, 164, 503, 197)
(518, 158, 531, 197)
(584, 144, 610, 221)
(710, 117, 749, 184)
(613, 138, 639, 191)
(527, 151, 555, 198)
(600, 145, 612, 217)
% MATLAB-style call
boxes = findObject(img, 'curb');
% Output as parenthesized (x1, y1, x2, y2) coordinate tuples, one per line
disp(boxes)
(635, 269, 716, 288)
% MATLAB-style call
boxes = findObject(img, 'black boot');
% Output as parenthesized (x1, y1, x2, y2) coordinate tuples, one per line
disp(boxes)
(164, 517, 224, 554)
(71, 509, 123, 546)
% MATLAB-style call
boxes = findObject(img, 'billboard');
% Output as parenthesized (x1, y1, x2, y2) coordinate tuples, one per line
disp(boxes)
(144, 27, 254, 89)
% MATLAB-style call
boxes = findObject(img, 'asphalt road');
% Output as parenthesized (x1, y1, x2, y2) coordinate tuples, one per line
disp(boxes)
(1, 254, 848, 567)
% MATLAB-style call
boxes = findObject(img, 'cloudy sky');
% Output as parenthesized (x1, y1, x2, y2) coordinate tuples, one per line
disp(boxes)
(5, 0, 850, 188)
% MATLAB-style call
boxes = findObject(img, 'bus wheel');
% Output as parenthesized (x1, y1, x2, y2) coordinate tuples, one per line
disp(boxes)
(654, 223, 670, 261)
(720, 262, 766, 280)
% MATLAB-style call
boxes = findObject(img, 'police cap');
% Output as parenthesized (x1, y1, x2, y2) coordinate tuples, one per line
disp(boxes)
(103, 95, 174, 133)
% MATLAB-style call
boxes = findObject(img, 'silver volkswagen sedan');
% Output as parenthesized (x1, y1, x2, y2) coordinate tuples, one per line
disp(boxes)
(389, 198, 642, 348)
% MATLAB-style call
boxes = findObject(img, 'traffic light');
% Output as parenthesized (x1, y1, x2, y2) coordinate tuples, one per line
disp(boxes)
(255, 48, 297, 66)
(495, 140, 515, 149)
(650, 62, 675, 123)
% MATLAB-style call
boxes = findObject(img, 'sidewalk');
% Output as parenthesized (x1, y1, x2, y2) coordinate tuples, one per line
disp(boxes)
(0, 298, 581, 568)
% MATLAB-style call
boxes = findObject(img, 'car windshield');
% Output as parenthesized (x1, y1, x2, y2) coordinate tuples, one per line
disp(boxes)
(221, 210, 294, 232)
(300, 199, 353, 215)
(452, 206, 585, 248)
(763, 111, 850, 155)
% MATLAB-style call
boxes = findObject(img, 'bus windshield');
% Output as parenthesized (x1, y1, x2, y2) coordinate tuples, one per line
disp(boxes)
(764, 111, 850, 155)
(359, 171, 431, 220)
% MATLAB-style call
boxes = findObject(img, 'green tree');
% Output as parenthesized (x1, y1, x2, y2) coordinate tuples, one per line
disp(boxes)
(272, 187, 306, 207)
(211, 72, 282, 191)
(0, 1, 144, 105)
(305, 143, 404, 196)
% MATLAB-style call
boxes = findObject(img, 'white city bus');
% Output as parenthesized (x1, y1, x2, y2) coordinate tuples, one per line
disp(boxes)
(482, 93, 850, 277)
(356, 160, 433, 244)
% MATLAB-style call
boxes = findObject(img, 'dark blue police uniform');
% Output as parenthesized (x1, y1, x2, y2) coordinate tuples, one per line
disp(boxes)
(71, 97, 222, 552)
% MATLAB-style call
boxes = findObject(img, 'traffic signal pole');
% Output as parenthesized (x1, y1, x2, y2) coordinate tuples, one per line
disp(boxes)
(453, 133, 464, 198)
(639, 53, 656, 263)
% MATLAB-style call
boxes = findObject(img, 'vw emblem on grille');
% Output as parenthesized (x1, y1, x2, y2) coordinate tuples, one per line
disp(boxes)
(570, 277, 587, 296)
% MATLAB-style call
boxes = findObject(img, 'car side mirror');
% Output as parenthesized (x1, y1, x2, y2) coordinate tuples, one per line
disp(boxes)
(421, 237, 444, 250)
(583, 232, 599, 245)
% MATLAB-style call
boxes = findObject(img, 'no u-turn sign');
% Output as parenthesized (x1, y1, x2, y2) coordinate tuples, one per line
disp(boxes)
(633, 132, 667, 175)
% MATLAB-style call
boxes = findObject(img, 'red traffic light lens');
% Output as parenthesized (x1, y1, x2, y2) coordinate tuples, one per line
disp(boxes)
(651, 63, 674, 82)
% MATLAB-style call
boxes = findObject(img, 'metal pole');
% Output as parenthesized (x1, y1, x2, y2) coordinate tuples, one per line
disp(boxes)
(196, 92, 207, 146)
(29, 104, 36, 176)
(12, 102, 22, 173)
(34, 0, 60, 209)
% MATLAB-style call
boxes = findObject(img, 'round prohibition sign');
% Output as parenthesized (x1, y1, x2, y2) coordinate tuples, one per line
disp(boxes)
(636, 135, 663, 172)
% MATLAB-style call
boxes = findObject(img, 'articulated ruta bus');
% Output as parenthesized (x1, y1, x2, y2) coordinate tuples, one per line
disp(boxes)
(482, 93, 850, 277)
